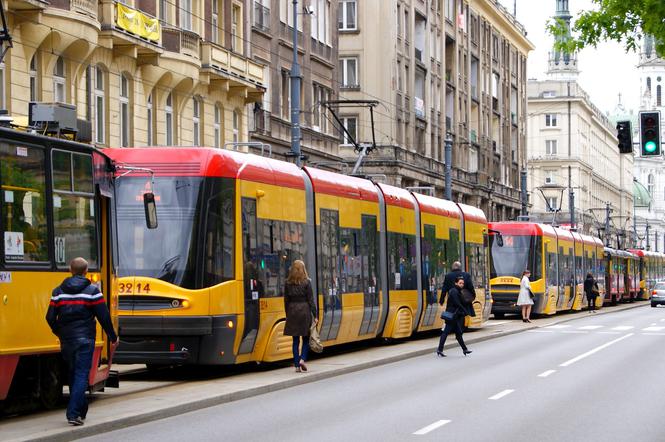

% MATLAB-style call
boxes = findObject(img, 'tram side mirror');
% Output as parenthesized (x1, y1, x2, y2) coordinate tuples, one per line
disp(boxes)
(143, 192, 158, 229)
(489, 229, 503, 247)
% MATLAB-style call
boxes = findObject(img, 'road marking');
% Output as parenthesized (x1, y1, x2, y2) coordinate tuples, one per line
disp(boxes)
(642, 332, 665, 336)
(579, 325, 603, 330)
(660, 319, 665, 322)
(538, 370, 556, 378)
(527, 330, 554, 333)
(489, 389, 515, 400)
(562, 330, 588, 334)
(611, 326, 634, 331)
(598, 331, 621, 335)
(413, 420, 451, 435)
(559, 333, 634, 367)
(643, 326, 665, 332)
(545, 325, 571, 329)
(487, 321, 509, 326)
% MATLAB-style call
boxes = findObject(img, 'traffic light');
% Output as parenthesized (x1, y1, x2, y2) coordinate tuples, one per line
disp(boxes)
(616, 120, 633, 154)
(640, 111, 661, 156)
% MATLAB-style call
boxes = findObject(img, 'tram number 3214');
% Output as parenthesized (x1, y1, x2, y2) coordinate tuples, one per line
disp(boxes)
(118, 282, 152, 294)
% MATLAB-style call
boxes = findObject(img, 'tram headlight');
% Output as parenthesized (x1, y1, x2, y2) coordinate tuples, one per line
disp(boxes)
(182, 300, 190, 308)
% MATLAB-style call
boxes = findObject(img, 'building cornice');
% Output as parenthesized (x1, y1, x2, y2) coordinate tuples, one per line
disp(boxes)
(470, 0, 535, 55)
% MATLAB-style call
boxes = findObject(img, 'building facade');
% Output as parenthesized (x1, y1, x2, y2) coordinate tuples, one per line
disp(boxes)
(2, 0, 264, 148)
(334, 0, 533, 220)
(633, 35, 665, 251)
(248, 0, 341, 163)
(527, 80, 633, 238)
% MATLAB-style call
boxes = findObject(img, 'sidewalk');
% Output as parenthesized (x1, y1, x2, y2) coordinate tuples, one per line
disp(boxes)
(1, 302, 647, 442)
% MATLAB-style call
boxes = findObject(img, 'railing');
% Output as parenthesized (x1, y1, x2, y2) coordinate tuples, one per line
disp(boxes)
(181, 29, 200, 55)
(200, 42, 265, 87)
(253, 108, 271, 134)
(71, 0, 96, 17)
(113, 2, 161, 44)
(253, 2, 270, 32)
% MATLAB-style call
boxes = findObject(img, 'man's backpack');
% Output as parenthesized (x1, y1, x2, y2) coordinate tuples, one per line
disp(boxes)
(461, 288, 475, 304)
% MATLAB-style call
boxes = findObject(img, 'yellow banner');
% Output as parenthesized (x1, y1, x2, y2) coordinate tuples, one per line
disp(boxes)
(116, 3, 160, 43)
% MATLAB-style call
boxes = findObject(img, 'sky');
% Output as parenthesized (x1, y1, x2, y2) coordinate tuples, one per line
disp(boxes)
(499, 0, 641, 114)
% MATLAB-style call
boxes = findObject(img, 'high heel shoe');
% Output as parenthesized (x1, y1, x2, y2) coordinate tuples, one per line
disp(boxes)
(436, 351, 446, 357)
(526, 319, 532, 323)
(295, 366, 302, 373)
(522, 318, 527, 322)
(463, 350, 473, 356)
(299, 359, 308, 372)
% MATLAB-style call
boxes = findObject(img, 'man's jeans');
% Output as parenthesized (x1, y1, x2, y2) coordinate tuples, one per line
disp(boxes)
(61, 337, 94, 420)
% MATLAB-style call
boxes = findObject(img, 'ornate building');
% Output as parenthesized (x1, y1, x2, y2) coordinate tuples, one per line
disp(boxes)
(2, 0, 265, 148)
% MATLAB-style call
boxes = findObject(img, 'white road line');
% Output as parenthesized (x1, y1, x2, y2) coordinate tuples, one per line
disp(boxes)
(559, 333, 634, 367)
(642, 332, 665, 336)
(598, 331, 621, 334)
(487, 321, 509, 326)
(643, 326, 665, 332)
(651, 323, 657, 326)
(413, 420, 451, 435)
(489, 389, 515, 400)
(660, 319, 665, 322)
(562, 330, 588, 334)
(579, 325, 603, 330)
(538, 370, 557, 378)
(545, 325, 571, 329)
(527, 330, 554, 333)
(611, 326, 634, 331)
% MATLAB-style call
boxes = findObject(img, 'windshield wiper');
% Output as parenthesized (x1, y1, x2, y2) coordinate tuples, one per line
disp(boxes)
(156, 255, 181, 282)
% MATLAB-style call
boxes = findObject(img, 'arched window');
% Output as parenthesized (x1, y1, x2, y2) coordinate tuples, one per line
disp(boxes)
(192, 97, 201, 145)
(648, 173, 655, 197)
(53, 56, 66, 103)
(119, 74, 131, 147)
(657, 85, 662, 107)
(232, 109, 240, 143)
(647, 77, 652, 92)
(94, 65, 106, 144)
(165, 92, 174, 146)
(29, 55, 40, 102)
(214, 103, 222, 148)
(147, 93, 154, 145)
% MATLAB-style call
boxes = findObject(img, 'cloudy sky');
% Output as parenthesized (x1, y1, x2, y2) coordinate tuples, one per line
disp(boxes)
(499, 0, 641, 114)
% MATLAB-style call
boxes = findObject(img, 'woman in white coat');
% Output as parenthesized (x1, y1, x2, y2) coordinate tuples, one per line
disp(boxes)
(517, 269, 533, 323)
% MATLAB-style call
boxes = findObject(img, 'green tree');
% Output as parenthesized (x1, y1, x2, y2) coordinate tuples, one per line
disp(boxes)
(548, 0, 665, 57)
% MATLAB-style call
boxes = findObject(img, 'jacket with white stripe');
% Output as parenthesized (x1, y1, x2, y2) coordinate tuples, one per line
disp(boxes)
(46, 275, 118, 342)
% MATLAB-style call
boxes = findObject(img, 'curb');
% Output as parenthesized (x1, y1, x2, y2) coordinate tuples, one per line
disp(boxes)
(24, 302, 647, 442)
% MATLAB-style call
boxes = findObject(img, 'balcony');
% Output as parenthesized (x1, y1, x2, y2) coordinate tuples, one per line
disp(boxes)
(253, 2, 270, 33)
(252, 108, 272, 135)
(6, 0, 47, 12)
(162, 27, 200, 58)
(99, 1, 162, 62)
(71, 0, 96, 18)
(200, 42, 266, 102)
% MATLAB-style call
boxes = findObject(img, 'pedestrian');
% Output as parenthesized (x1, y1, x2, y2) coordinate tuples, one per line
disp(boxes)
(45, 257, 118, 426)
(439, 261, 476, 305)
(584, 272, 599, 313)
(283, 260, 317, 373)
(436, 276, 473, 357)
(517, 269, 534, 323)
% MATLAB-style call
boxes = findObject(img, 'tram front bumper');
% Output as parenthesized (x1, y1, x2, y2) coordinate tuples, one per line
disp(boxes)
(115, 315, 238, 365)
(491, 292, 520, 314)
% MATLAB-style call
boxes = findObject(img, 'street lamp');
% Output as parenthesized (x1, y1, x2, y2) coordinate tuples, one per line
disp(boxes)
(537, 183, 565, 226)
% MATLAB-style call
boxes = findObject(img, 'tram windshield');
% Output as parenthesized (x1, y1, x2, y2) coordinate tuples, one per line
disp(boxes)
(489, 234, 542, 281)
(116, 177, 203, 288)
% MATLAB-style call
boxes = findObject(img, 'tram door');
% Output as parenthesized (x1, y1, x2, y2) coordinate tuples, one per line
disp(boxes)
(359, 215, 381, 335)
(318, 209, 342, 341)
(239, 198, 260, 354)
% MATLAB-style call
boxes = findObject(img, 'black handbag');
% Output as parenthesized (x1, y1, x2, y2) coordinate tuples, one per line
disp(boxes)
(528, 289, 535, 299)
(440, 310, 455, 321)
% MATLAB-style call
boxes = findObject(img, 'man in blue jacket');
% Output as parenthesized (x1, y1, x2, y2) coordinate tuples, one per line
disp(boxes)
(46, 257, 118, 426)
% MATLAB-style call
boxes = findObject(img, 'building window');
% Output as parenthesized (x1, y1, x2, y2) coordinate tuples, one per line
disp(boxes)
(147, 93, 154, 145)
(546, 197, 558, 212)
(281, 69, 290, 118)
(658, 85, 662, 107)
(545, 139, 557, 155)
(212, 0, 220, 43)
(311, 0, 331, 44)
(119, 74, 130, 147)
(233, 109, 240, 143)
(53, 56, 66, 103)
(338, 0, 357, 31)
(94, 66, 105, 144)
(232, 3, 242, 53)
(545, 113, 558, 127)
(0, 62, 5, 110)
(214, 103, 222, 148)
(648, 173, 655, 196)
(29, 55, 40, 102)
(339, 57, 358, 88)
(340, 116, 357, 145)
(544, 170, 556, 184)
(165, 92, 174, 146)
(159, 0, 170, 23)
(543, 90, 556, 98)
(193, 97, 201, 146)
(647, 77, 652, 92)
(181, 0, 192, 31)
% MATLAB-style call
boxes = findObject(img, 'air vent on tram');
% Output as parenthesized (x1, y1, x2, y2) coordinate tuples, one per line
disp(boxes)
(119, 295, 186, 311)
(130, 162, 201, 174)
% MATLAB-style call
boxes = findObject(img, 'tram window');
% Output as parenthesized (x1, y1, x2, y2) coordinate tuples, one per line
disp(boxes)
(340, 227, 361, 293)
(51, 150, 98, 269)
(360, 215, 379, 294)
(204, 178, 235, 286)
(280, 220, 306, 291)
(422, 224, 446, 292)
(0, 143, 48, 262)
(447, 229, 461, 266)
(388, 232, 417, 290)
(318, 209, 341, 298)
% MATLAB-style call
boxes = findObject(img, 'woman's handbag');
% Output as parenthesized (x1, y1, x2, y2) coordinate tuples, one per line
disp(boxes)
(309, 321, 323, 353)
(528, 289, 535, 299)
(440, 310, 456, 321)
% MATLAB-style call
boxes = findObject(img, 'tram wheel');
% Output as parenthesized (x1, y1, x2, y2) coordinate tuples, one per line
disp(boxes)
(39, 356, 63, 410)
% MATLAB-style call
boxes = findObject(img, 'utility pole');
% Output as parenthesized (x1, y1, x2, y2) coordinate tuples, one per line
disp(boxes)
(646, 222, 651, 251)
(568, 165, 575, 230)
(656, 231, 659, 252)
(290, 0, 302, 167)
(520, 168, 528, 217)
(604, 202, 611, 247)
(444, 133, 453, 201)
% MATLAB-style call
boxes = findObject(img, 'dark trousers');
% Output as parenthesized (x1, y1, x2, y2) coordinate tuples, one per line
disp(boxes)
(587, 296, 596, 310)
(437, 316, 467, 353)
(292, 336, 310, 367)
(60, 337, 95, 420)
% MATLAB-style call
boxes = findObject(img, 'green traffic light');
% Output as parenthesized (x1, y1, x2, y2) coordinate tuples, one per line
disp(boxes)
(645, 140, 658, 153)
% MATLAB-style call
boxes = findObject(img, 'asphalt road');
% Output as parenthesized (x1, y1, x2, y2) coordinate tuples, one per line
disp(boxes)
(79, 306, 665, 442)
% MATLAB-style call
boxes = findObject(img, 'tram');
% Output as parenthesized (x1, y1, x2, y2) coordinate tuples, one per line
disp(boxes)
(106, 147, 490, 366)
(0, 127, 118, 413)
(628, 249, 665, 300)
(488, 222, 605, 316)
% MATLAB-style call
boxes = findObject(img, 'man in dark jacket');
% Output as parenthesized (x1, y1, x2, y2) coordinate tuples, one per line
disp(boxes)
(584, 272, 598, 313)
(440, 261, 476, 308)
(46, 257, 118, 426)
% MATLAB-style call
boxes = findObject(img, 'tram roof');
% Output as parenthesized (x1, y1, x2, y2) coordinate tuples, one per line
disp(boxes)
(410, 193, 461, 219)
(458, 203, 487, 225)
(303, 167, 379, 202)
(579, 233, 602, 247)
(487, 222, 556, 237)
(375, 183, 415, 210)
